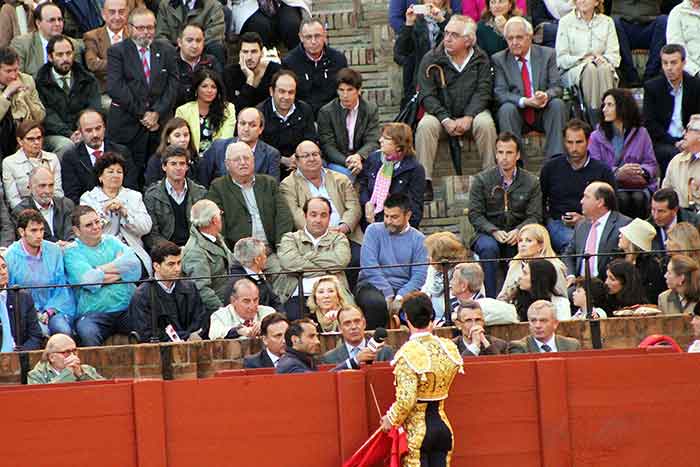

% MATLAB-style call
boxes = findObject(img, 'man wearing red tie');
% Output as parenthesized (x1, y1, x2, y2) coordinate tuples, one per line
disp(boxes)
(492, 16, 567, 160)
(106, 6, 178, 186)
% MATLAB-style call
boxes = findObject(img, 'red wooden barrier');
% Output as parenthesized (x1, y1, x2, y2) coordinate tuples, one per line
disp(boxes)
(2, 351, 700, 467)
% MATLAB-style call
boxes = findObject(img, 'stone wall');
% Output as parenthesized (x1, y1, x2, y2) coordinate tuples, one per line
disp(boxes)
(0, 315, 692, 384)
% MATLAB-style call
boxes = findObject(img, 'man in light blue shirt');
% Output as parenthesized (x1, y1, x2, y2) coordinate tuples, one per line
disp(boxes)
(64, 205, 141, 346)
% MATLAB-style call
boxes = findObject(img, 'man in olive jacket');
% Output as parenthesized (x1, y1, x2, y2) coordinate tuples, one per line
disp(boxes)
(468, 132, 542, 297)
(143, 146, 208, 250)
(181, 199, 234, 314)
(415, 14, 498, 198)
(206, 142, 293, 276)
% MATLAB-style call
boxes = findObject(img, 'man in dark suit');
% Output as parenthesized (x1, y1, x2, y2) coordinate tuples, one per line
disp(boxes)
(643, 44, 700, 178)
(12, 166, 75, 243)
(61, 109, 136, 204)
(508, 300, 581, 354)
(564, 181, 631, 283)
(199, 107, 281, 186)
(453, 301, 507, 357)
(320, 307, 394, 367)
(276, 318, 357, 373)
(243, 312, 289, 369)
(648, 188, 700, 251)
(0, 254, 44, 352)
(493, 17, 567, 159)
(317, 67, 379, 178)
(106, 7, 179, 183)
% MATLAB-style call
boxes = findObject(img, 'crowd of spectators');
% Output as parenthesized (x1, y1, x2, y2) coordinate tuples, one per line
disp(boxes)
(2, 0, 700, 365)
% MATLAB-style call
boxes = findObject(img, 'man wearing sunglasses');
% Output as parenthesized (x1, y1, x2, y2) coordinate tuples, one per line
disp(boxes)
(27, 334, 104, 385)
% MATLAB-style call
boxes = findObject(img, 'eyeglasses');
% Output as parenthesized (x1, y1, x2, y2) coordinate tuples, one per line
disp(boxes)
(296, 152, 321, 160)
(444, 31, 468, 39)
(130, 24, 155, 32)
(53, 348, 77, 356)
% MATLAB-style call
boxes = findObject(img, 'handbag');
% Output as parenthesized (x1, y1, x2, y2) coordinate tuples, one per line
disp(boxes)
(616, 170, 648, 189)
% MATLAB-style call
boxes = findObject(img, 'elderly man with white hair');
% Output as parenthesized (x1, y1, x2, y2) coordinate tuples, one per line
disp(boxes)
(492, 16, 567, 159)
(508, 300, 581, 353)
(414, 14, 497, 201)
(223, 237, 282, 311)
(181, 198, 235, 315)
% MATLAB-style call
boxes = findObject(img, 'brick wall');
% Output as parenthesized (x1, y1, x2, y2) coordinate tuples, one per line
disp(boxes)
(0, 315, 692, 385)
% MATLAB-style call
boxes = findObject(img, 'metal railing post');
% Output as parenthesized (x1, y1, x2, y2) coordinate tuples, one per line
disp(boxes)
(441, 261, 453, 326)
(583, 253, 603, 349)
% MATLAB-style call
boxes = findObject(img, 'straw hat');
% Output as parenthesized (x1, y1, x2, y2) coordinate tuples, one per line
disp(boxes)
(618, 218, 656, 252)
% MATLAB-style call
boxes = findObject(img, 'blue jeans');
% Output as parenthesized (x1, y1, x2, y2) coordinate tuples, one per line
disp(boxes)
(48, 314, 75, 336)
(546, 218, 574, 254)
(75, 310, 132, 347)
(472, 234, 517, 298)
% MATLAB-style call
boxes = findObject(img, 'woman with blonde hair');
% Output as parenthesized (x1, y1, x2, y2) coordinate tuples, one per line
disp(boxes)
(421, 232, 468, 324)
(307, 275, 351, 332)
(497, 223, 567, 300)
(659, 255, 700, 315)
(666, 222, 700, 265)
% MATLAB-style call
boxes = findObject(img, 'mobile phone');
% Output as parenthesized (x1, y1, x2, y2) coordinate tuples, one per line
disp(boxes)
(413, 4, 428, 15)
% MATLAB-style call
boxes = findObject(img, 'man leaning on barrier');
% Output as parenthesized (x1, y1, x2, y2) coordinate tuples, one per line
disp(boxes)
(27, 334, 104, 384)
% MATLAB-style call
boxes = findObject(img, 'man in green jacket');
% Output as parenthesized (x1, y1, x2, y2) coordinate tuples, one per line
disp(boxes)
(143, 145, 208, 250)
(207, 142, 293, 279)
(182, 199, 234, 315)
(468, 132, 542, 297)
(27, 334, 104, 385)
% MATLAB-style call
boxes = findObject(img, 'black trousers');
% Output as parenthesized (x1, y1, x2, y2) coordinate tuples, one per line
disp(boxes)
(419, 401, 453, 467)
(354, 283, 388, 330)
(241, 4, 302, 50)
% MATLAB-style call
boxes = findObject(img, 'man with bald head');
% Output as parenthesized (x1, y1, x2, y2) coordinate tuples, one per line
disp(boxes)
(200, 106, 281, 186)
(564, 181, 631, 283)
(207, 141, 293, 278)
(27, 334, 104, 384)
(208, 278, 275, 339)
(280, 140, 363, 289)
(13, 166, 75, 243)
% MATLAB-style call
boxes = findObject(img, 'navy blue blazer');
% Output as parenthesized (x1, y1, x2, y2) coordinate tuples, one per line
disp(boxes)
(0, 289, 43, 351)
(243, 349, 275, 369)
(198, 137, 281, 187)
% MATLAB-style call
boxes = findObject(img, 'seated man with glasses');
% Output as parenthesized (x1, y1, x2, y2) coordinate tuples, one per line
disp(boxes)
(280, 140, 363, 291)
(662, 115, 700, 211)
(453, 300, 507, 357)
(27, 333, 104, 384)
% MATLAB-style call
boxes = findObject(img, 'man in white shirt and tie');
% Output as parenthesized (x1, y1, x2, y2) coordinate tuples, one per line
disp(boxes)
(564, 181, 631, 283)
(243, 312, 289, 368)
(84, 0, 131, 96)
(320, 306, 393, 367)
(508, 300, 581, 354)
